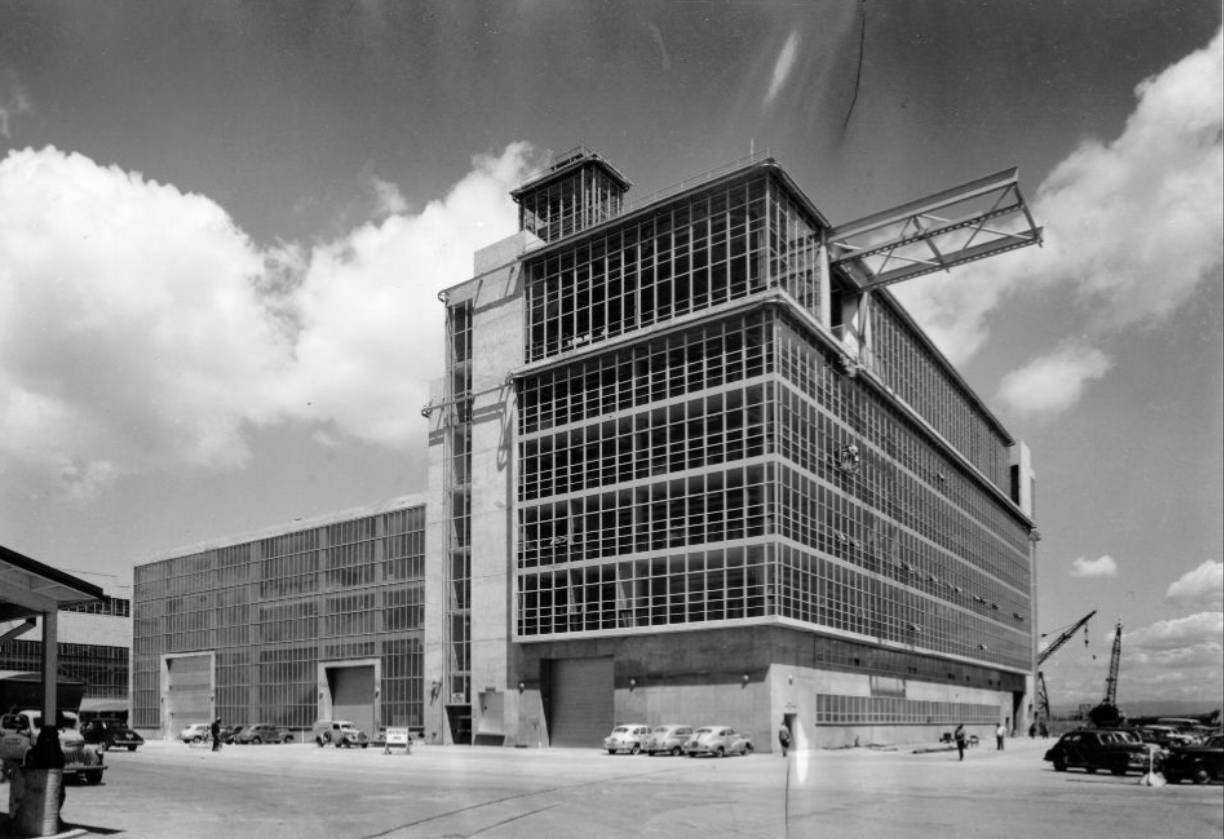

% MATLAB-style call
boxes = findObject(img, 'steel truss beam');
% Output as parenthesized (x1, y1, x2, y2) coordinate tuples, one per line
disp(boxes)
(828, 168, 1042, 291)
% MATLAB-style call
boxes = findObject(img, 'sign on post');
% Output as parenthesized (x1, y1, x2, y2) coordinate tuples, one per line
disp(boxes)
(383, 727, 411, 755)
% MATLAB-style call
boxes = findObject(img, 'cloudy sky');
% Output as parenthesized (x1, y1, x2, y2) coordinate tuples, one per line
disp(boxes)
(1, 1, 1220, 710)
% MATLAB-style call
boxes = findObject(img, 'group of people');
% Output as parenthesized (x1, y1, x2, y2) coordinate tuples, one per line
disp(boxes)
(953, 722, 1009, 760)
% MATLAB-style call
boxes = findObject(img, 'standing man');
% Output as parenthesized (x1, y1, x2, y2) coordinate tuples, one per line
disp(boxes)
(777, 721, 791, 757)
(954, 723, 967, 761)
(210, 717, 222, 752)
(995, 721, 1006, 751)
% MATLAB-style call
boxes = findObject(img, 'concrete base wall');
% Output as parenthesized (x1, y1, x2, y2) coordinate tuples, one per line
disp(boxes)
(505, 624, 1020, 752)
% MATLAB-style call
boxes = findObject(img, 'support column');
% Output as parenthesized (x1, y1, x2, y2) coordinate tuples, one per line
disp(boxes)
(40, 610, 58, 725)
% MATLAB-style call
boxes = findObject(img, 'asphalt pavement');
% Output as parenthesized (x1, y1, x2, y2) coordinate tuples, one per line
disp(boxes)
(2, 735, 1219, 839)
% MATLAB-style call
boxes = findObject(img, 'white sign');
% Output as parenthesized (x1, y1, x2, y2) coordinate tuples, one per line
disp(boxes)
(383, 727, 411, 755)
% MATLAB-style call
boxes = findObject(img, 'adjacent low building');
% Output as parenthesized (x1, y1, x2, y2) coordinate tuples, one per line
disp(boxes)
(130, 497, 425, 740)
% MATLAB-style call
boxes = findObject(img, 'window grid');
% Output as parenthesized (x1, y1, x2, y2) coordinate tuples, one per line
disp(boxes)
(815, 694, 999, 726)
(131, 505, 427, 731)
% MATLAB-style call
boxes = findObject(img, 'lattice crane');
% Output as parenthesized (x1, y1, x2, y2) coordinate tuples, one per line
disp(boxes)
(1034, 610, 1097, 724)
(1089, 622, 1124, 727)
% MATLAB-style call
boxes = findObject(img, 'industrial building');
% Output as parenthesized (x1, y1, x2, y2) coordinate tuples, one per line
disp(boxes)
(130, 497, 425, 739)
(131, 149, 1041, 750)
(424, 148, 1040, 749)
(1, 591, 130, 722)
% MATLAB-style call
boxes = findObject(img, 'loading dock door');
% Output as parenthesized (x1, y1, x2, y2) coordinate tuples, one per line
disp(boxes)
(549, 657, 613, 748)
(166, 654, 212, 738)
(328, 665, 375, 737)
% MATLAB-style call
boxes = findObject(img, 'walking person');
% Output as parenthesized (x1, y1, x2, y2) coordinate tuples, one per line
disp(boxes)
(954, 723, 967, 761)
(995, 722, 1006, 751)
(777, 721, 791, 757)
(210, 717, 222, 752)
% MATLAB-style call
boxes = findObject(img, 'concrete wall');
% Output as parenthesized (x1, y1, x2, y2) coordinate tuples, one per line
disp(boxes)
(511, 624, 1019, 752)
(425, 232, 534, 744)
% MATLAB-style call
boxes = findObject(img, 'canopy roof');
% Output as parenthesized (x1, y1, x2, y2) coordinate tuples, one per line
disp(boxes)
(0, 543, 103, 621)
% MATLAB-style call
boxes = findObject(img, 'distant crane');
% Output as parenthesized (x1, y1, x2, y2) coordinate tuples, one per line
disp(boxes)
(1089, 621, 1124, 727)
(1035, 610, 1097, 724)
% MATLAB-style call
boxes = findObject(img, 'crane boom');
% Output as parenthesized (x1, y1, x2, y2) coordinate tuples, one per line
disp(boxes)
(1102, 621, 1123, 706)
(1036, 610, 1096, 667)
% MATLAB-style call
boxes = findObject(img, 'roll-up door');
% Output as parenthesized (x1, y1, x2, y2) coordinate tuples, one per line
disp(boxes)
(166, 653, 212, 737)
(329, 665, 375, 737)
(549, 657, 613, 748)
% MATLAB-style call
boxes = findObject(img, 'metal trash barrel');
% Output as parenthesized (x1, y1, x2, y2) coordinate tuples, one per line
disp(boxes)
(9, 766, 65, 836)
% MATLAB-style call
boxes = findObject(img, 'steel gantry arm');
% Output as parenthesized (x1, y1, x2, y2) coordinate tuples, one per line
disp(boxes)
(827, 167, 1042, 292)
(1036, 610, 1097, 668)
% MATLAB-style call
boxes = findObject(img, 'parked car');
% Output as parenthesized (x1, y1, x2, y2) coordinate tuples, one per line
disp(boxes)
(179, 723, 212, 744)
(81, 720, 144, 752)
(603, 724, 650, 755)
(1, 710, 106, 784)
(684, 726, 754, 758)
(1162, 734, 1224, 784)
(1043, 728, 1160, 776)
(235, 723, 294, 744)
(1138, 724, 1197, 748)
(644, 724, 694, 756)
(312, 720, 369, 748)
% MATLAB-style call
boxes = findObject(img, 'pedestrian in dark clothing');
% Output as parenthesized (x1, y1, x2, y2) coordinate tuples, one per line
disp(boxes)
(210, 718, 222, 752)
(778, 723, 791, 757)
(1029, 723, 1037, 739)
(954, 724, 967, 761)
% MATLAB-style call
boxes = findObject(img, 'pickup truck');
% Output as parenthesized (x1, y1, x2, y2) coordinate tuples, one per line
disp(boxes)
(1044, 728, 1163, 776)
(0, 709, 107, 785)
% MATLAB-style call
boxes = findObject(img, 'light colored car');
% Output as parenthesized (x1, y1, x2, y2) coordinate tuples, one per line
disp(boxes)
(1, 710, 106, 784)
(179, 722, 212, 744)
(644, 724, 694, 756)
(684, 725, 754, 758)
(603, 724, 650, 755)
(312, 719, 369, 748)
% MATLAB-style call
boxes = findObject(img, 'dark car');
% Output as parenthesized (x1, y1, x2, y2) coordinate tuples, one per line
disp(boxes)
(1162, 734, 1224, 784)
(1044, 728, 1161, 776)
(80, 720, 144, 752)
(235, 723, 295, 745)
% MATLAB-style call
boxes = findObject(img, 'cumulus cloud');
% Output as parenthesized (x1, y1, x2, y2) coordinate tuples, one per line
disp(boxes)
(996, 343, 1112, 420)
(1127, 612, 1222, 652)
(0, 142, 532, 498)
(765, 30, 800, 106)
(1070, 555, 1118, 578)
(1165, 560, 1224, 610)
(895, 29, 1223, 368)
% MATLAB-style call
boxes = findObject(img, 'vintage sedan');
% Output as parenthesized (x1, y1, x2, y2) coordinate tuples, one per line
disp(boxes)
(234, 723, 295, 744)
(603, 724, 650, 755)
(1044, 728, 1160, 776)
(1162, 734, 1224, 784)
(81, 721, 144, 752)
(644, 724, 694, 756)
(179, 723, 212, 744)
(684, 725, 754, 758)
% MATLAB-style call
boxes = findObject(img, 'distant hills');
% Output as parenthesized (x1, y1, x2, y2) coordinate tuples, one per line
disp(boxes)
(1052, 699, 1223, 720)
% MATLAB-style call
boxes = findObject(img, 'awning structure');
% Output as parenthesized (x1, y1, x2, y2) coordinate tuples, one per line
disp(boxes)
(1, 544, 103, 723)
(1, 543, 103, 621)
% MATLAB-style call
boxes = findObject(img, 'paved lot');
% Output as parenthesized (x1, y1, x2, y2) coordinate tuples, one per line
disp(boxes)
(2, 736, 1220, 839)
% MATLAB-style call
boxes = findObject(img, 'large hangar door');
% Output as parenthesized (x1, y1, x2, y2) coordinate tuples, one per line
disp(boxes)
(166, 654, 212, 737)
(328, 665, 375, 737)
(549, 657, 613, 748)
